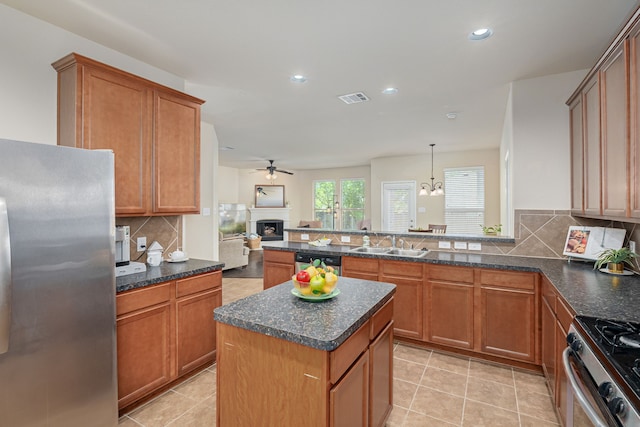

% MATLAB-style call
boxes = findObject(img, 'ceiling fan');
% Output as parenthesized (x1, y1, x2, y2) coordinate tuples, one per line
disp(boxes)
(256, 160, 294, 179)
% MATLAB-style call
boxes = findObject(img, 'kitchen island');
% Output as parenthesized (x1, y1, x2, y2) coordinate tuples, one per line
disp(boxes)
(214, 276, 396, 427)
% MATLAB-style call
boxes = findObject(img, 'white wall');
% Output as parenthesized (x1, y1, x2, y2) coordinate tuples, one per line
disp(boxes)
(511, 70, 587, 210)
(371, 150, 500, 230)
(184, 122, 218, 261)
(500, 85, 514, 234)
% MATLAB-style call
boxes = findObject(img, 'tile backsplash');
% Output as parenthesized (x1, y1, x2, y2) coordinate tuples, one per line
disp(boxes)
(117, 216, 182, 262)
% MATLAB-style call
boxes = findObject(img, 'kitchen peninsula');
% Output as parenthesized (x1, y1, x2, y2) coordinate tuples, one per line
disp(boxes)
(214, 277, 396, 427)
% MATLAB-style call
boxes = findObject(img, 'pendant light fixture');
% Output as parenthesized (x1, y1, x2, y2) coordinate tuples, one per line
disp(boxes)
(419, 143, 444, 196)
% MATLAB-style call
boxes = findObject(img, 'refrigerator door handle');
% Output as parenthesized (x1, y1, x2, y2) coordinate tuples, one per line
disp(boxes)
(0, 197, 11, 354)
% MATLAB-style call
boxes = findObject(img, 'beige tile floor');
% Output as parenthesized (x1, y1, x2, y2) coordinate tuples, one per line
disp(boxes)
(118, 277, 560, 427)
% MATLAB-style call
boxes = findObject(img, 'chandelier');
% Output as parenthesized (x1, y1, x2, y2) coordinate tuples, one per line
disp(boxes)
(419, 143, 444, 196)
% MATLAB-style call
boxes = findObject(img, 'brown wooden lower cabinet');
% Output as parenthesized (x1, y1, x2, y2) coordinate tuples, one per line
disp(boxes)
(263, 249, 295, 289)
(379, 260, 424, 340)
(426, 265, 475, 350)
(116, 270, 222, 411)
(217, 298, 394, 427)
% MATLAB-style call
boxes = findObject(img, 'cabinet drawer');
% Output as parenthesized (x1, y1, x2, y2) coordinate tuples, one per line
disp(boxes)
(330, 320, 370, 384)
(176, 271, 221, 298)
(380, 260, 424, 278)
(541, 277, 557, 313)
(263, 250, 294, 264)
(557, 297, 574, 331)
(117, 282, 172, 317)
(479, 269, 536, 291)
(427, 264, 474, 284)
(370, 298, 394, 340)
(342, 256, 379, 273)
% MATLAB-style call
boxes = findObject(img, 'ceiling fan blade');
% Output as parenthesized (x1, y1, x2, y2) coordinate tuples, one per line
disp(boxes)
(279, 170, 294, 175)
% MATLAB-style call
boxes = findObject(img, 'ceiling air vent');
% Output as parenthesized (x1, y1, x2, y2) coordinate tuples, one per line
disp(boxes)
(338, 92, 370, 104)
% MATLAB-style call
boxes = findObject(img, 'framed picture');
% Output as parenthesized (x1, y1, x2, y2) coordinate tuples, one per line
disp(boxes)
(255, 185, 285, 208)
(562, 226, 625, 260)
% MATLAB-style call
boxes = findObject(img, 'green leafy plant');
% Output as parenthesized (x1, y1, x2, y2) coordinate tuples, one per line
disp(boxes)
(593, 247, 639, 270)
(480, 224, 502, 235)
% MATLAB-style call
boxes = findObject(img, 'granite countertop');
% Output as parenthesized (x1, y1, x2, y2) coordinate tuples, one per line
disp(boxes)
(214, 277, 396, 351)
(262, 241, 640, 323)
(116, 258, 224, 293)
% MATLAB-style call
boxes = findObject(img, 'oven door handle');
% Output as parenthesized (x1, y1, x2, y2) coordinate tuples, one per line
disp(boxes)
(562, 347, 610, 427)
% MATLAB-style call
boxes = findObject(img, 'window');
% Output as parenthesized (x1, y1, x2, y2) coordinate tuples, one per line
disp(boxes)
(340, 179, 365, 230)
(313, 180, 336, 229)
(382, 181, 416, 232)
(444, 167, 485, 234)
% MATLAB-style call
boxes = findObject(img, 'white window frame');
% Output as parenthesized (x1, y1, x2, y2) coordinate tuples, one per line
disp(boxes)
(443, 167, 485, 234)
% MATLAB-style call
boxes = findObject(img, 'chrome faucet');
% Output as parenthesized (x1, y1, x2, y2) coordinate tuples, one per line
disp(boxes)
(386, 235, 396, 248)
(398, 239, 405, 250)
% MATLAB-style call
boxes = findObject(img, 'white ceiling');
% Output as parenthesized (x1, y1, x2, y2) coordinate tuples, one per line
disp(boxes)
(2, 0, 638, 171)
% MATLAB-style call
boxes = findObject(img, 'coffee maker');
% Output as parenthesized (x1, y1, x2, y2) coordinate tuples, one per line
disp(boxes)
(115, 225, 130, 266)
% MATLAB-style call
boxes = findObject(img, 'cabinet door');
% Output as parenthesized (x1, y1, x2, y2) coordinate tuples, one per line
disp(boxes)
(555, 320, 569, 427)
(330, 351, 369, 427)
(116, 303, 172, 409)
(601, 43, 629, 217)
(630, 24, 640, 218)
(541, 296, 556, 395)
(263, 250, 295, 289)
(584, 75, 602, 216)
(570, 96, 584, 214)
(428, 281, 474, 349)
(83, 66, 152, 215)
(369, 322, 393, 427)
(153, 90, 201, 214)
(176, 288, 221, 376)
(480, 286, 536, 362)
(380, 261, 424, 340)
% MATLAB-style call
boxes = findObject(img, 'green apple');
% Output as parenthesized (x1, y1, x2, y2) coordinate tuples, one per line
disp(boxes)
(309, 275, 326, 294)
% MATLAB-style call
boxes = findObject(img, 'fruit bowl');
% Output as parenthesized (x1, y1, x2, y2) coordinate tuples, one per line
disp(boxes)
(292, 272, 338, 297)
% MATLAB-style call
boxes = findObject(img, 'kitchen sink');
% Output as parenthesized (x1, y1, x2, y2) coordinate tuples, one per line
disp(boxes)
(349, 246, 429, 258)
(385, 248, 429, 258)
(349, 246, 391, 254)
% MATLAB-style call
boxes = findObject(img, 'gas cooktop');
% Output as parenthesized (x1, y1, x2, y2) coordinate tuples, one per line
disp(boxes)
(575, 316, 640, 406)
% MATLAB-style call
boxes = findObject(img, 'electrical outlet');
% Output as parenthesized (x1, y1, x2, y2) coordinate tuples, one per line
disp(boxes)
(438, 241, 451, 249)
(136, 237, 147, 252)
(341, 236, 351, 243)
(468, 242, 482, 251)
(202, 207, 211, 216)
(454, 241, 467, 250)
(301, 234, 310, 240)
(630, 241, 636, 253)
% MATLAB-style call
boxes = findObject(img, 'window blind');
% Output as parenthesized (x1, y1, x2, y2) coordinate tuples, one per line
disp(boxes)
(444, 167, 485, 234)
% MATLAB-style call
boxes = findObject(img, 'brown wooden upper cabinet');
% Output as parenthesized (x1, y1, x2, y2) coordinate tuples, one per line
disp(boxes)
(52, 53, 204, 217)
(567, 10, 640, 221)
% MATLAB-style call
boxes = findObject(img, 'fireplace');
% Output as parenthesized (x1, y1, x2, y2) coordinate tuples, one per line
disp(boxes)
(256, 219, 284, 241)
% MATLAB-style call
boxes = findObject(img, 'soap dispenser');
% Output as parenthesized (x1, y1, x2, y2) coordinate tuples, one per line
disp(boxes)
(363, 235, 370, 247)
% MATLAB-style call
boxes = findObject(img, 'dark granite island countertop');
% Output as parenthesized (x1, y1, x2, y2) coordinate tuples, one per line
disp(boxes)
(116, 258, 224, 293)
(214, 276, 396, 351)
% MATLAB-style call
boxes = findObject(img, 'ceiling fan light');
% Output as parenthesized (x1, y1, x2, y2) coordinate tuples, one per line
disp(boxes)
(419, 186, 428, 196)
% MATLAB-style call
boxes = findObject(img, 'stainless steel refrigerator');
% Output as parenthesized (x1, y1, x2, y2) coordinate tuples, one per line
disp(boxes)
(0, 139, 118, 426)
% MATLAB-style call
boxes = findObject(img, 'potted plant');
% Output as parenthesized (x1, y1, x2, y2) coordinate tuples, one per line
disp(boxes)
(480, 224, 502, 235)
(594, 247, 638, 273)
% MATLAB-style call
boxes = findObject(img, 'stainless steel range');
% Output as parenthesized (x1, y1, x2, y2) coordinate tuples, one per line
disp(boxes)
(564, 316, 640, 426)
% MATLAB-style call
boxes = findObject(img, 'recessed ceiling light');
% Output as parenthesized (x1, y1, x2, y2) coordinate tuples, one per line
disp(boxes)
(219, 146, 235, 151)
(446, 112, 457, 119)
(382, 87, 398, 95)
(468, 27, 493, 41)
(290, 74, 307, 83)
